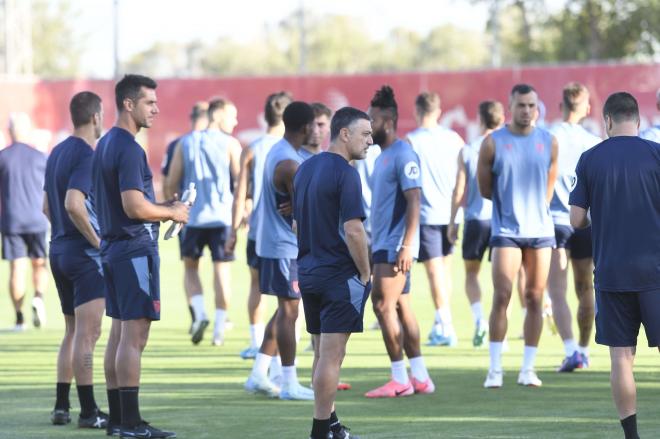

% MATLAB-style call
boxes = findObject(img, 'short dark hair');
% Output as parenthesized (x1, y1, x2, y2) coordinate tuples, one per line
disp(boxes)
(370, 85, 398, 128)
(415, 92, 440, 116)
(478, 101, 505, 130)
(330, 107, 370, 141)
(311, 102, 332, 119)
(264, 92, 292, 127)
(190, 101, 209, 122)
(562, 82, 588, 112)
(510, 83, 536, 97)
(70, 91, 102, 128)
(282, 101, 315, 133)
(603, 92, 639, 123)
(208, 98, 234, 122)
(115, 74, 157, 111)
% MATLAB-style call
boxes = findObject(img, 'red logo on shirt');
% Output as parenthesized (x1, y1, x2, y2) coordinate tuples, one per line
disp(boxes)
(382, 157, 389, 166)
(504, 143, 512, 151)
(153, 300, 161, 313)
(536, 143, 544, 153)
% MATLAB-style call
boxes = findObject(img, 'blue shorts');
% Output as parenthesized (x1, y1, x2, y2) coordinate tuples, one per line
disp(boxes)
(259, 258, 300, 299)
(372, 250, 411, 294)
(2, 232, 47, 260)
(462, 220, 491, 261)
(418, 225, 453, 262)
(490, 236, 556, 249)
(554, 225, 592, 259)
(246, 239, 260, 269)
(301, 274, 372, 334)
(181, 226, 235, 262)
(103, 254, 161, 321)
(50, 249, 105, 316)
(595, 289, 660, 347)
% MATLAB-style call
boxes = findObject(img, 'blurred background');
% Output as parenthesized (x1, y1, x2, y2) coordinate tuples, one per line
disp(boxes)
(1, 0, 659, 175)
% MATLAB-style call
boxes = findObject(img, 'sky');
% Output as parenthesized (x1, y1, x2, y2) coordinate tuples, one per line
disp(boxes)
(75, 0, 497, 77)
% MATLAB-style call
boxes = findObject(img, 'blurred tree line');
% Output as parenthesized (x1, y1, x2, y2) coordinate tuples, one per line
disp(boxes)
(32, 0, 660, 78)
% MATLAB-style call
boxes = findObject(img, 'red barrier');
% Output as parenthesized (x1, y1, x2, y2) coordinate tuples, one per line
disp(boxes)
(2, 63, 659, 176)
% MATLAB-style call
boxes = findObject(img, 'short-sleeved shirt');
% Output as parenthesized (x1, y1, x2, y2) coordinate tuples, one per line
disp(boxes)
(462, 135, 492, 221)
(298, 147, 317, 161)
(569, 136, 660, 292)
(294, 152, 365, 288)
(407, 126, 463, 225)
(44, 136, 99, 253)
(640, 125, 660, 143)
(549, 122, 601, 226)
(353, 145, 381, 234)
(92, 127, 159, 260)
(0, 142, 48, 234)
(370, 139, 422, 256)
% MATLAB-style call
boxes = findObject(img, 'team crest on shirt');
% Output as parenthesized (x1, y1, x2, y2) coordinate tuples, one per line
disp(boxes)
(536, 143, 544, 153)
(504, 143, 512, 151)
(404, 161, 420, 179)
(569, 174, 578, 191)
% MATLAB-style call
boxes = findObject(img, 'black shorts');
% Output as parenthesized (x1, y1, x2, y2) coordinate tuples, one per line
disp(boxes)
(104, 253, 161, 321)
(462, 220, 491, 261)
(180, 226, 235, 262)
(2, 232, 47, 260)
(554, 225, 592, 259)
(50, 249, 105, 316)
(246, 239, 260, 269)
(259, 258, 300, 299)
(372, 249, 411, 294)
(490, 236, 556, 249)
(595, 289, 660, 347)
(301, 274, 372, 334)
(418, 225, 453, 262)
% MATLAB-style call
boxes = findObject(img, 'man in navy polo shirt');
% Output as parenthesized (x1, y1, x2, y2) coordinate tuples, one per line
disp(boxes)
(295, 107, 372, 439)
(93, 74, 189, 438)
(570, 92, 660, 439)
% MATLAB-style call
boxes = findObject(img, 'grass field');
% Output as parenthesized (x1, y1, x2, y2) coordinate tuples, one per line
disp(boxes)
(1, 233, 659, 439)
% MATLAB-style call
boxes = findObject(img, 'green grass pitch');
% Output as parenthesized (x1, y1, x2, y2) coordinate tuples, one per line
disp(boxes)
(1, 232, 658, 438)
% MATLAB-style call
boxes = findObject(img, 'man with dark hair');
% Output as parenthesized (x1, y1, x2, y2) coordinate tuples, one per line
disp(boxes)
(300, 102, 333, 159)
(45, 91, 108, 429)
(227, 91, 291, 362)
(406, 91, 464, 347)
(0, 112, 49, 331)
(547, 82, 601, 372)
(640, 88, 660, 142)
(165, 98, 241, 347)
(295, 106, 372, 439)
(161, 101, 208, 332)
(244, 101, 316, 401)
(366, 86, 434, 398)
(570, 92, 660, 439)
(94, 74, 189, 438)
(447, 100, 505, 348)
(479, 83, 558, 388)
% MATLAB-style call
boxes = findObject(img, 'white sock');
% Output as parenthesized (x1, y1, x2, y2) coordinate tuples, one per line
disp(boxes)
(214, 308, 227, 337)
(579, 345, 589, 356)
(489, 342, 503, 372)
(190, 294, 206, 321)
(391, 360, 409, 385)
(563, 338, 578, 357)
(470, 301, 483, 325)
(281, 365, 297, 388)
(250, 323, 265, 348)
(522, 345, 538, 371)
(409, 356, 430, 382)
(252, 353, 271, 378)
(269, 355, 282, 378)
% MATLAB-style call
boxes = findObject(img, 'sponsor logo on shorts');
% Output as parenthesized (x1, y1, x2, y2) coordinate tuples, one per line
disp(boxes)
(153, 300, 161, 313)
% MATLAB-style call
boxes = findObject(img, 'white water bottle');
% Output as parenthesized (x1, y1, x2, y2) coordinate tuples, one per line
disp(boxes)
(164, 182, 196, 240)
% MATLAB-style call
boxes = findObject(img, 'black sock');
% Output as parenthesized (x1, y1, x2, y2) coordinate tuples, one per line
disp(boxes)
(329, 411, 341, 432)
(76, 385, 98, 417)
(311, 418, 330, 439)
(16, 311, 24, 325)
(188, 305, 195, 322)
(107, 389, 121, 425)
(54, 382, 71, 411)
(34, 291, 44, 298)
(620, 414, 639, 439)
(119, 387, 141, 428)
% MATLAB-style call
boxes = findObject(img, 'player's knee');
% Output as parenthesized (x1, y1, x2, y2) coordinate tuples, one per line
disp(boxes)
(524, 292, 543, 309)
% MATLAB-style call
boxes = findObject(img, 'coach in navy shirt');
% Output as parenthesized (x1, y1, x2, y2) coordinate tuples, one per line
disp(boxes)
(0, 112, 49, 330)
(93, 74, 188, 438)
(569, 92, 660, 439)
(44, 91, 108, 427)
(294, 107, 372, 439)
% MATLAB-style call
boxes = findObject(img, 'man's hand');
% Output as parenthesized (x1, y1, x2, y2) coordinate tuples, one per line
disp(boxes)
(447, 223, 459, 245)
(394, 245, 413, 274)
(278, 200, 292, 217)
(169, 201, 190, 223)
(359, 271, 371, 285)
(224, 229, 237, 255)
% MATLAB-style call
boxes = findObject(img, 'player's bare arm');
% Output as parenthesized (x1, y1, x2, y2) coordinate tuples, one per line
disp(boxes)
(447, 148, 467, 244)
(226, 145, 254, 253)
(65, 188, 101, 249)
(396, 187, 421, 274)
(121, 189, 189, 223)
(546, 135, 559, 204)
(344, 218, 371, 283)
(163, 141, 184, 201)
(477, 134, 495, 200)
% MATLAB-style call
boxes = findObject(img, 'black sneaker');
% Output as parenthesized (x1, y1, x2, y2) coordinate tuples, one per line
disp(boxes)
(120, 421, 176, 438)
(191, 319, 209, 345)
(79, 408, 109, 429)
(332, 424, 360, 439)
(106, 421, 121, 436)
(51, 409, 71, 425)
